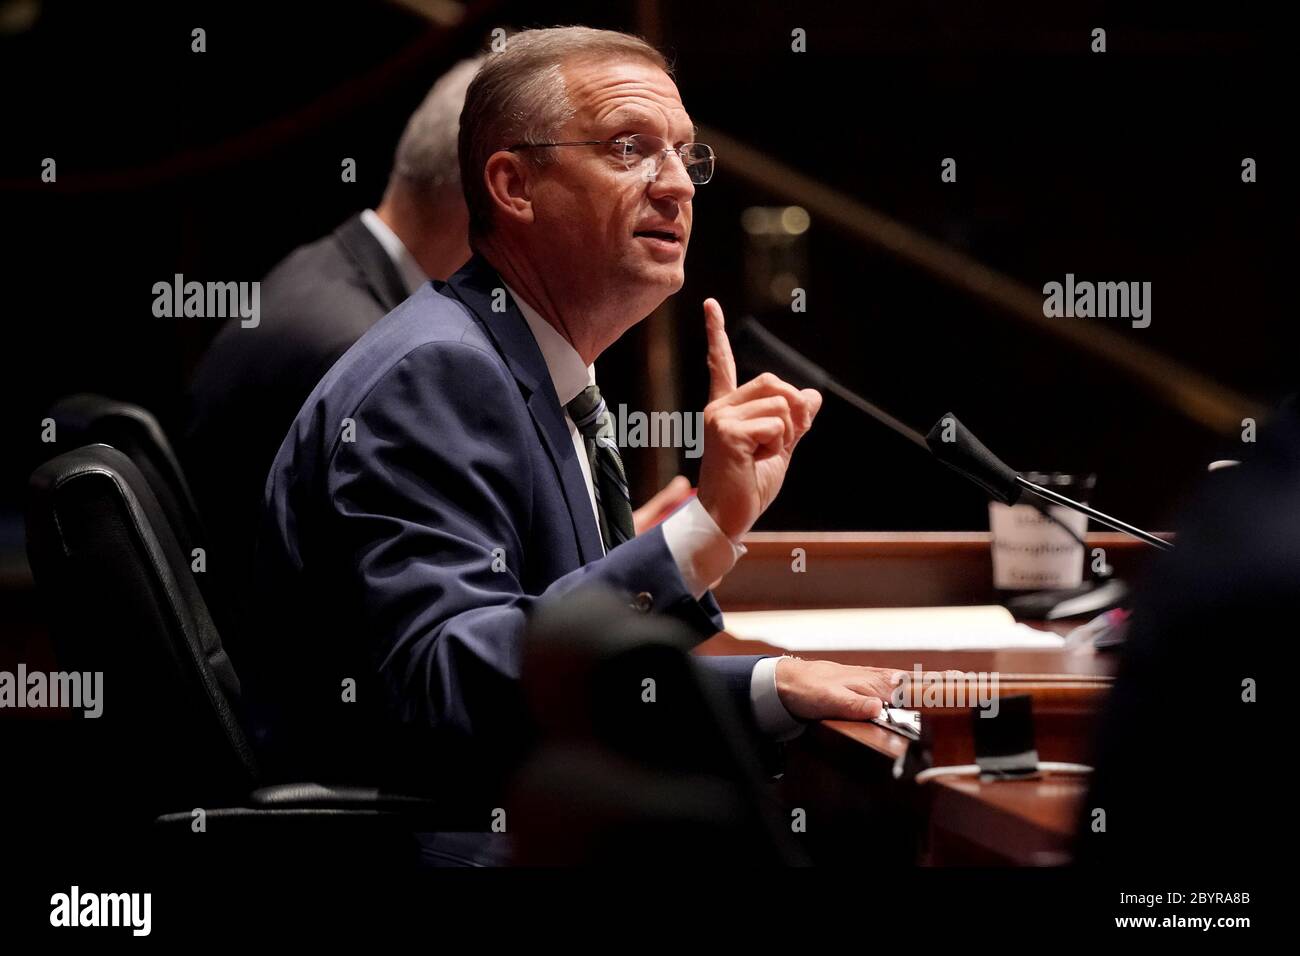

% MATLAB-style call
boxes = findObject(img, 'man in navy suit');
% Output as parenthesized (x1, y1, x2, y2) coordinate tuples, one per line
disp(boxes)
(254, 27, 903, 864)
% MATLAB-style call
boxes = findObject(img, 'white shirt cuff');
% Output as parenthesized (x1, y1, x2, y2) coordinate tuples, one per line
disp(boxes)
(659, 495, 745, 600)
(659, 501, 801, 740)
(750, 656, 806, 741)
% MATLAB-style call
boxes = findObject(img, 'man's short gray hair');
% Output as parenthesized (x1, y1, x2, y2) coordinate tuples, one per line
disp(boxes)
(391, 56, 484, 194)
(458, 27, 670, 239)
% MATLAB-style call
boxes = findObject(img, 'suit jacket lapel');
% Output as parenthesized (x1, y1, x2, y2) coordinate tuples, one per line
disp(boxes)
(443, 255, 606, 564)
(334, 213, 411, 314)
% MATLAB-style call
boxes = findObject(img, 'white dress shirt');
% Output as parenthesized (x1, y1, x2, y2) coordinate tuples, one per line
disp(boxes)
(503, 284, 803, 741)
(360, 209, 428, 296)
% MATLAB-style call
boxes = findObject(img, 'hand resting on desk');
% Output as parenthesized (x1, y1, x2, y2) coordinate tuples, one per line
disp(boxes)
(773, 658, 910, 721)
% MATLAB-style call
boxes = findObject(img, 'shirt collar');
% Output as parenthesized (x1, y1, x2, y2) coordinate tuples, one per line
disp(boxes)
(360, 208, 428, 296)
(503, 282, 595, 407)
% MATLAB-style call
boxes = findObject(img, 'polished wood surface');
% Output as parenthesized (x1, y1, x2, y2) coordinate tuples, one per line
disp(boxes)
(712, 531, 1162, 611)
(693, 531, 1147, 865)
(916, 677, 1110, 766)
(697, 630, 1117, 678)
(926, 773, 1088, 866)
(793, 673, 1108, 864)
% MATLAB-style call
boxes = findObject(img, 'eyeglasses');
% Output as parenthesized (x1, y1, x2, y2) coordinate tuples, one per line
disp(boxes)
(507, 133, 716, 185)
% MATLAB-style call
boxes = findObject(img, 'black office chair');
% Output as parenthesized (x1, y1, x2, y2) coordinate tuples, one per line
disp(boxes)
(44, 394, 205, 555)
(24, 444, 475, 870)
(41, 393, 247, 639)
(510, 589, 808, 865)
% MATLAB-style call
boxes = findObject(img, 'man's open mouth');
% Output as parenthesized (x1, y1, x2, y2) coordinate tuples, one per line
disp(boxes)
(633, 229, 680, 242)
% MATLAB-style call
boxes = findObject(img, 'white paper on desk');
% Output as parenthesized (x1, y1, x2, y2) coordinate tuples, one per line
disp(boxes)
(723, 606, 1065, 651)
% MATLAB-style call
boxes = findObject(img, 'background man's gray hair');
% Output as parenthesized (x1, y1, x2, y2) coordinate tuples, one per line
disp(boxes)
(458, 26, 670, 240)
(391, 56, 484, 194)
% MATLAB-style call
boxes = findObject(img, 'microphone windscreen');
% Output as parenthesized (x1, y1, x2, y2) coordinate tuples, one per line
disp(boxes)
(732, 319, 834, 390)
(925, 413, 1022, 505)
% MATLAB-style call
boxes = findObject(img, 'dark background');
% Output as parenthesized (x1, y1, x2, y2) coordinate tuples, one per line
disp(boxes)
(0, 0, 1289, 923)
(1, 0, 1292, 553)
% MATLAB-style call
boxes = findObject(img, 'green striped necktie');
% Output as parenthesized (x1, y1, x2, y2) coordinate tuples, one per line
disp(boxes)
(566, 384, 635, 551)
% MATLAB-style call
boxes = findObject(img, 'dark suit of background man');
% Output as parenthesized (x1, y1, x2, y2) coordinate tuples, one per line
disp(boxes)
(181, 58, 481, 611)
(253, 27, 906, 866)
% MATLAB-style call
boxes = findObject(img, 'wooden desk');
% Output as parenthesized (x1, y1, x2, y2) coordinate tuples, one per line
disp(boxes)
(694, 531, 1158, 866)
(709, 531, 1160, 613)
(926, 773, 1087, 866)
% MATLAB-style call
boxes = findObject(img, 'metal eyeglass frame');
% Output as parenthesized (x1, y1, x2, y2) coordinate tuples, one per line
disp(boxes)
(506, 133, 715, 184)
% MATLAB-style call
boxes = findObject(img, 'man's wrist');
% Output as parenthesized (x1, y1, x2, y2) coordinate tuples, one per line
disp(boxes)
(751, 656, 806, 741)
(660, 495, 746, 599)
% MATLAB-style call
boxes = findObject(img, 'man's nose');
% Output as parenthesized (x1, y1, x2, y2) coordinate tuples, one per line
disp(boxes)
(647, 150, 695, 202)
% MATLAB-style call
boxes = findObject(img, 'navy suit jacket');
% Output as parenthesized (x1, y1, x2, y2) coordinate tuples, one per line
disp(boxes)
(251, 253, 764, 801)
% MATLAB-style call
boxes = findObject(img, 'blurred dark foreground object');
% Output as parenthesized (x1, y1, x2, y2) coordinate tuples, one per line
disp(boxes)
(1077, 400, 1296, 873)
(512, 589, 808, 865)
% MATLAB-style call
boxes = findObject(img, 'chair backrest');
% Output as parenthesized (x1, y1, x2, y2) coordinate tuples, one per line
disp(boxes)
(43, 392, 243, 633)
(25, 444, 258, 819)
(45, 393, 206, 555)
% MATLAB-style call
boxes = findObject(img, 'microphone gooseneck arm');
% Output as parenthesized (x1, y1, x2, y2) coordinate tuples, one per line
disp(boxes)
(824, 380, 928, 452)
(735, 318, 928, 451)
(732, 318, 1173, 552)
(1015, 475, 1173, 551)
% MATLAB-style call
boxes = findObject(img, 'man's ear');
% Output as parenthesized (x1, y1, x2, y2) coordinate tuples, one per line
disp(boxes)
(483, 150, 535, 228)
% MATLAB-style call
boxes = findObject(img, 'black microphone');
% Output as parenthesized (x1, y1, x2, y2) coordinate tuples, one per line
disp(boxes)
(927, 412, 1173, 551)
(732, 317, 1172, 552)
(925, 413, 1022, 505)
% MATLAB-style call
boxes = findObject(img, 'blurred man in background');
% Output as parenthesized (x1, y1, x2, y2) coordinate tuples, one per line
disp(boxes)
(181, 58, 481, 614)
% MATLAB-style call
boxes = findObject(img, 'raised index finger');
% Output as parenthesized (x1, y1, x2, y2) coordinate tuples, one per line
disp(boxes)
(704, 298, 738, 401)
